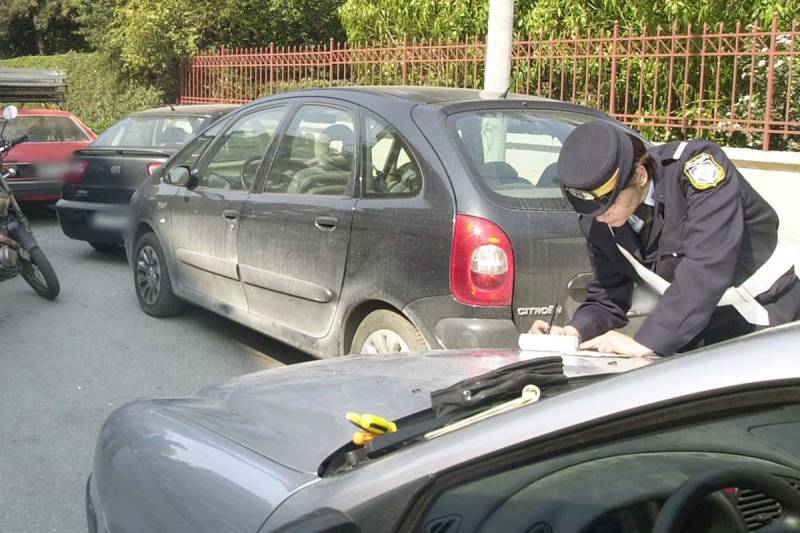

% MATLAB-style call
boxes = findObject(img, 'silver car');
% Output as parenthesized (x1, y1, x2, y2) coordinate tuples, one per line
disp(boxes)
(87, 323, 800, 532)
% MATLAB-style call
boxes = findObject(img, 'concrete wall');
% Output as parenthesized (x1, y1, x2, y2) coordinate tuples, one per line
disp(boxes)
(722, 147, 800, 270)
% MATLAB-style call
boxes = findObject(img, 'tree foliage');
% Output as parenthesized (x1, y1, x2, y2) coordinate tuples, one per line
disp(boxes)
(339, 0, 799, 42)
(87, 0, 345, 99)
(0, 0, 86, 57)
(516, 0, 800, 36)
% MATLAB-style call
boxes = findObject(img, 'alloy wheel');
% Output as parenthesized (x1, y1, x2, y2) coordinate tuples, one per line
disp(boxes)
(136, 245, 161, 305)
(360, 329, 411, 354)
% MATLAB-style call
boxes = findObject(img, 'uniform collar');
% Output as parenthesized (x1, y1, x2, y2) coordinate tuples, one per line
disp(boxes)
(644, 180, 655, 207)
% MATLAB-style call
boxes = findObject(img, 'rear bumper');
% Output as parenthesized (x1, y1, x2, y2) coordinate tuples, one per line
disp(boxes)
(56, 199, 129, 245)
(435, 317, 520, 349)
(403, 295, 519, 350)
(7, 178, 61, 202)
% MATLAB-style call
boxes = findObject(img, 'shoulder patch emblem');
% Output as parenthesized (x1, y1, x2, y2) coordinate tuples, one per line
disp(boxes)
(684, 153, 726, 190)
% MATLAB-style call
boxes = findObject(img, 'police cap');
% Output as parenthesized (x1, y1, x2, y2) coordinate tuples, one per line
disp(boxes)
(558, 121, 634, 216)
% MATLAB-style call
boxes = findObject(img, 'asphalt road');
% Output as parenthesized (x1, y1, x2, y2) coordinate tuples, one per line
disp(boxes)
(0, 207, 313, 533)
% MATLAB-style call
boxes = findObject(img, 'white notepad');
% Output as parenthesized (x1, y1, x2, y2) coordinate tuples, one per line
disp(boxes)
(518, 333, 579, 353)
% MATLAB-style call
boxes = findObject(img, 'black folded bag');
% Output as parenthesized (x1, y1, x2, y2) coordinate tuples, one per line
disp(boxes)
(430, 356, 567, 417)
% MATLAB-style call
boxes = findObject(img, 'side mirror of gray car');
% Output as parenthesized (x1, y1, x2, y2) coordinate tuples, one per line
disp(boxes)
(186, 169, 199, 190)
(166, 165, 193, 188)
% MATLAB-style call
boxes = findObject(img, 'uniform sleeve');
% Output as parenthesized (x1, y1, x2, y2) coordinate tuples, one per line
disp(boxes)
(568, 223, 633, 341)
(634, 145, 744, 355)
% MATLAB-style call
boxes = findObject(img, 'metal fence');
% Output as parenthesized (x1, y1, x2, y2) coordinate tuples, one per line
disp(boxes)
(180, 17, 800, 150)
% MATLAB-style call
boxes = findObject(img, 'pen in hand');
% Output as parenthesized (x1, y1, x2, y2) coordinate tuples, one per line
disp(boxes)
(546, 299, 559, 334)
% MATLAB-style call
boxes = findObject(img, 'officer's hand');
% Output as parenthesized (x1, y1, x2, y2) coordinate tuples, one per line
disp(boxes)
(529, 320, 581, 340)
(580, 331, 654, 357)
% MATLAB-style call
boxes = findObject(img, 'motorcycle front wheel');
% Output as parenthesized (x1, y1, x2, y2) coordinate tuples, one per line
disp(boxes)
(21, 246, 60, 300)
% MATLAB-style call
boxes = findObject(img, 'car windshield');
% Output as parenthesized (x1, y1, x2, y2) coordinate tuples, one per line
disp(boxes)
(93, 115, 210, 148)
(448, 109, 604, 210)
(3, 115, 89, 142)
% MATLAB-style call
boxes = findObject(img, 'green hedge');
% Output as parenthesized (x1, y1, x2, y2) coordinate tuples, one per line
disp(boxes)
(0, 52, 164, 133)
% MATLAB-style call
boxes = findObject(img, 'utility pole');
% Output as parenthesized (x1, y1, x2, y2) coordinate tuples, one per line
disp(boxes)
(483, 0, 515, 95)
(483, 0, 515, 161)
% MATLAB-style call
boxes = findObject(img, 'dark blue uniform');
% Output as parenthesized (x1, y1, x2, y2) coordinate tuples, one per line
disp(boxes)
(568, 140, 800, 355)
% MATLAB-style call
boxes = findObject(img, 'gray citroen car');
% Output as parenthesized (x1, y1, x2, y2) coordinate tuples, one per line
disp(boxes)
(86, 324, 800, 532)
(124, 87, 647, 357)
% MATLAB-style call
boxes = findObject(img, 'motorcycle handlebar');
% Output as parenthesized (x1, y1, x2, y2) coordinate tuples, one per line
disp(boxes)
(9, 134, 29, 148)
(0, 134, 28, 156)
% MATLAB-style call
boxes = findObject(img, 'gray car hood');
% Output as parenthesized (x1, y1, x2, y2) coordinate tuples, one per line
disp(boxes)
(156, 350, 652, 474)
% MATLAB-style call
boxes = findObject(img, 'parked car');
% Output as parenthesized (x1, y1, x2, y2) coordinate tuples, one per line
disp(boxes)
(127, 87, 626, 356)
(86, 323, 800, 533)
(56, 104, 238, 252)
(1, 108, 95, 202)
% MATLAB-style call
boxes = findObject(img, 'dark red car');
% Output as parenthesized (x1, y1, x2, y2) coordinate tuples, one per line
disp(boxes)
(2, 108, 96, 202)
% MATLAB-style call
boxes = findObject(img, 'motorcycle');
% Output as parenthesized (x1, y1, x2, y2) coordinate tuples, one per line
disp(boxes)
(0, 105, 60, 299)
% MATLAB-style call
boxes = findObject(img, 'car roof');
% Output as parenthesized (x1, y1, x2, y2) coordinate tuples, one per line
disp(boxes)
(17, 108, 77, 117)
(258, 85, 571, 106)
(130, 104, 239, 117)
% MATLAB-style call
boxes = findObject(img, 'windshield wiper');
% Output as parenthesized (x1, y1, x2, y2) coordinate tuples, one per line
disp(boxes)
(321, 356, 571, 475)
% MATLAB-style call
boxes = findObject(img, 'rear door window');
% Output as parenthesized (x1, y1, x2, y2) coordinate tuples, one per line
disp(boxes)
(5, 116, 89, 142)
(448, 109, 609, 210)
(362, 112, 422, 197)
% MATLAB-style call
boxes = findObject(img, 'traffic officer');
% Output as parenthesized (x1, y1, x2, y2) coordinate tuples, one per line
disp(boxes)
(530, 120, 800, 356)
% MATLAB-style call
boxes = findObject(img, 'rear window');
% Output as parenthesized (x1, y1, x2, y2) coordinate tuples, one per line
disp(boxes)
(4, 115, 89, 143)
(448, 109, 604, 211)
(93, 115, 211, 148)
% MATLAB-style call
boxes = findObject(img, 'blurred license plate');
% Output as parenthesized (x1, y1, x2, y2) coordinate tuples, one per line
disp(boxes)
(92, 211, 128, 229)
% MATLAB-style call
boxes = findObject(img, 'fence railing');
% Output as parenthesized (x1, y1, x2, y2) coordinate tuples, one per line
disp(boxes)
(180, 17, 800, 150)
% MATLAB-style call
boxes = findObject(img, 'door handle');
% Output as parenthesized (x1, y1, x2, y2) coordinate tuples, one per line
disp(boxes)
(222, 209, 239, 220)
(314, 215, 337, 230)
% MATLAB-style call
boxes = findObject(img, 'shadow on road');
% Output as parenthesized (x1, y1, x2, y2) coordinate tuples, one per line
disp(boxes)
(18, 203, 58, 221)
(184, 306, 314, 367)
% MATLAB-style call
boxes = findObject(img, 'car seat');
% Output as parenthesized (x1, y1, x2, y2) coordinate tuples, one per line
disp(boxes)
(537, 162, 561, 187)
(386, 162, 421, 195)
(161, 126, 189, 145)
(478, 161, 533, 189)
(288, 124, 354, 195)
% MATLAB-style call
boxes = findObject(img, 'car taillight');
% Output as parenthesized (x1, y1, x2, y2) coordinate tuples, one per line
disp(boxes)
(63, 160, 88, 184)
(147, 162, 163, 176)
(450, 214, 514, 307)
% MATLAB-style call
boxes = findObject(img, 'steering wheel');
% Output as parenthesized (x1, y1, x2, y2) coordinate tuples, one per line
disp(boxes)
(653, 467, 800, 533)
(240, 156, 263, 190)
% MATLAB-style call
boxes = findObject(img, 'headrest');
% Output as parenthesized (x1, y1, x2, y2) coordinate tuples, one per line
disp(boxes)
(314, 124, 354, 170)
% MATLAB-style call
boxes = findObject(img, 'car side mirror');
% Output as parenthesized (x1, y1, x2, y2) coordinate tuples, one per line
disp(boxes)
(566, 272, 593, 304)
(186, 169, 199, 190)
(166, 165, 194, 188)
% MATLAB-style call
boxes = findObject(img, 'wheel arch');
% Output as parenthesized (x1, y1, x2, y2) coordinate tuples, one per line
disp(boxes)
(132, 221, 156, 248)
(341, 300, 424, 355)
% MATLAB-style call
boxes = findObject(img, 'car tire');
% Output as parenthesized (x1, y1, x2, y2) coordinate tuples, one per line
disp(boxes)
(133, 232, 185, 317)
(351, 310, 428, 354)
(89, 241, 121, 253)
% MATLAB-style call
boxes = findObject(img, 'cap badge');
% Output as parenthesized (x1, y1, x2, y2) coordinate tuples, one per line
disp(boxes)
(684, 153, 725, 190)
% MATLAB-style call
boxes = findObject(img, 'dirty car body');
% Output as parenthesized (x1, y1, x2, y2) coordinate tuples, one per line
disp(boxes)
(125, 87, 651, 357)
(88, 324, 800, 532)
(56, 105, 237, 250)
